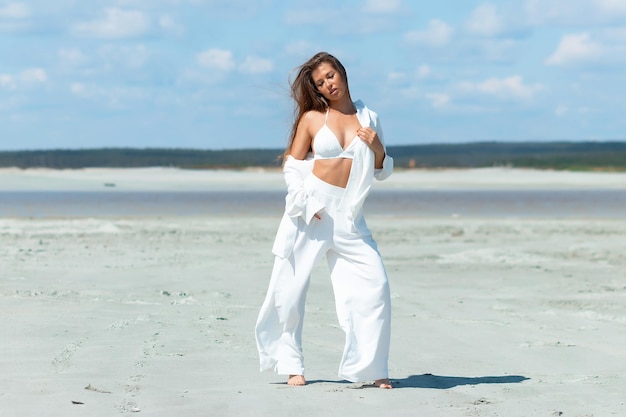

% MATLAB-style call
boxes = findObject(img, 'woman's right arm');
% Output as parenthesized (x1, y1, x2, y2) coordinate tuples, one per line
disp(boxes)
(283, 112, 324, 223)
(289, 112, 314, 160)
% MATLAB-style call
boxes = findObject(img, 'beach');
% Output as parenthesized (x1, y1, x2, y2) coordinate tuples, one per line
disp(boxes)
(1, 168, 625, 416)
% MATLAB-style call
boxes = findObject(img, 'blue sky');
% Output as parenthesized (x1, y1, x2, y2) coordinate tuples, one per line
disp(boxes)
(1, 0, 626, 150)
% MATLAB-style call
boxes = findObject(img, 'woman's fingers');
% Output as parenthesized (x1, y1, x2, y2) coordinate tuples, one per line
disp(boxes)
(357, 127, 375, 141)
(357, 127, 383, 153)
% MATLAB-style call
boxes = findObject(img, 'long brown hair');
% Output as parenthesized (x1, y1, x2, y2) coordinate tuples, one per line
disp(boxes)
(282, 52, 349, 161)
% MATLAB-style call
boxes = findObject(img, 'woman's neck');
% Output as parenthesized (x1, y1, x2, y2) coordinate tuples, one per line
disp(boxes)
(329, 96, 355, 115)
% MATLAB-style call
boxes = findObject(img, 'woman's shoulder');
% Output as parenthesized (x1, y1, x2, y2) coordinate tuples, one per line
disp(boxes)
(298, 109, 326, 128)
(301, 109, 326, 120)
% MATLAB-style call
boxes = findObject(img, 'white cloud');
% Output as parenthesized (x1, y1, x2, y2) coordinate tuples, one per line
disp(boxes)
(425, 92, 450, 108)
(459, 0, 626, 36)
(458, 76, 543, 101)
(387, 72, 416, 97)
(20, 68, 47, 83)
(399, 86, 420, 99)
(284, 40, 321, 58)
(196, 51, 273, 74)
(0, 68, 47, 90)
(595, 0, 626, 15)
(0, 2, 30, 32)
(465, 4, 504, 36)
(479, 38, 519, 61)
(72, 8, 150, 39)
(387, 71, 407, 84)
(524, 0, 567, 25)
(100, 44, 150, 69)
(545, 32, 604, 66)
(68, 82, 146, 108)
(555, 104, 569, 116)
(0, 2, 29, 18)
(239, 56, 273, 74)
(70, 82, 86, 96)
(0, 74, 15, 89)
(525, 0, 626, 26)
(405, 19, 454, 47)
(159, 14, 185, 35)
(363, 0, 403, 14)
(604, 27, 626, 41)
(285, 9, 337, 26)
(59, 48, 87, 66)
(543, 27, 626, 68)
(285, 5, 397, 35)
(416, 64, 431, 79)
(197, 48, 235, 71)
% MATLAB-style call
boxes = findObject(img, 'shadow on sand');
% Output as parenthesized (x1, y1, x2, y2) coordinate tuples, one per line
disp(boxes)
(391, 373, 530, 389)
(300, 373, 529, 389)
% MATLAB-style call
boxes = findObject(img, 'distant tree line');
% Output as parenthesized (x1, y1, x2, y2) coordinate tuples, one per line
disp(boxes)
(1, 141, 625, 171)
(388, 141, 626, 171)
(0, 148, 283, 169)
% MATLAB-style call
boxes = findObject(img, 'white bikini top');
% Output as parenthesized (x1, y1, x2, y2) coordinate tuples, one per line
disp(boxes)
(312, 109, 357, 160)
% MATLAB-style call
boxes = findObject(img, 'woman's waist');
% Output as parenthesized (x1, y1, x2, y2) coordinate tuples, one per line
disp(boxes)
(312, 158, 352, 188)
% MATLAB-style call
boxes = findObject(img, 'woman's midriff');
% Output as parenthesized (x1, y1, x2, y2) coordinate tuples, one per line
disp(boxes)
(312, 158, 352, 188)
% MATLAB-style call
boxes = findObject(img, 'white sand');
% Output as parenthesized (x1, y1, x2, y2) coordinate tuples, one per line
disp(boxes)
(1, 166, 626, 191)
(1, 169, 626, 416)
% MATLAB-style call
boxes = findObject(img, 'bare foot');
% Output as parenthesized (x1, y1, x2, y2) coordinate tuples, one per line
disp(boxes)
(288, 375, 306, 386)
(374, 378, 392, 389)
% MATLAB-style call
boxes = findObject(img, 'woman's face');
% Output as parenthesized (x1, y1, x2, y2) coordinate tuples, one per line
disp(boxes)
(312, 62, 346, 102)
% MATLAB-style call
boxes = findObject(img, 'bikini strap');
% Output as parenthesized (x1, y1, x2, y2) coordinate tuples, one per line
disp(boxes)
(324, 108, 329, 124)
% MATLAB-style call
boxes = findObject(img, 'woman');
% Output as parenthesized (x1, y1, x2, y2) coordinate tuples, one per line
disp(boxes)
(255, 52, 393, 388)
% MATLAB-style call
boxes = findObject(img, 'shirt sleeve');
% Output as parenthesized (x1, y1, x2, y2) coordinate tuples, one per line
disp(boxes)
(374, 154, 394, 180)
(283, 155, 325, 224)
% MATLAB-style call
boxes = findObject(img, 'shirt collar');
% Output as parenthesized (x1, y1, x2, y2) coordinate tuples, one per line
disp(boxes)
(354, 99, 371, 127)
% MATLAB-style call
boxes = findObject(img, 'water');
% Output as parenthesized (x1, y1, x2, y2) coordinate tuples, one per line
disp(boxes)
(1, 189, 625, 219)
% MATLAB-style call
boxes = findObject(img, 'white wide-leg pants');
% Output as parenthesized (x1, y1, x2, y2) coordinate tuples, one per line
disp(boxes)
(255, 175, 391, 382)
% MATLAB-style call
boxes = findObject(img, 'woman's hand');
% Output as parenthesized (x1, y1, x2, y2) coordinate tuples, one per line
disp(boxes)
(357, 127, 385, 169)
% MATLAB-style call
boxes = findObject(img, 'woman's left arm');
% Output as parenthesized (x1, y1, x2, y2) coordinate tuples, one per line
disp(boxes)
(356, 117, 393, 180)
